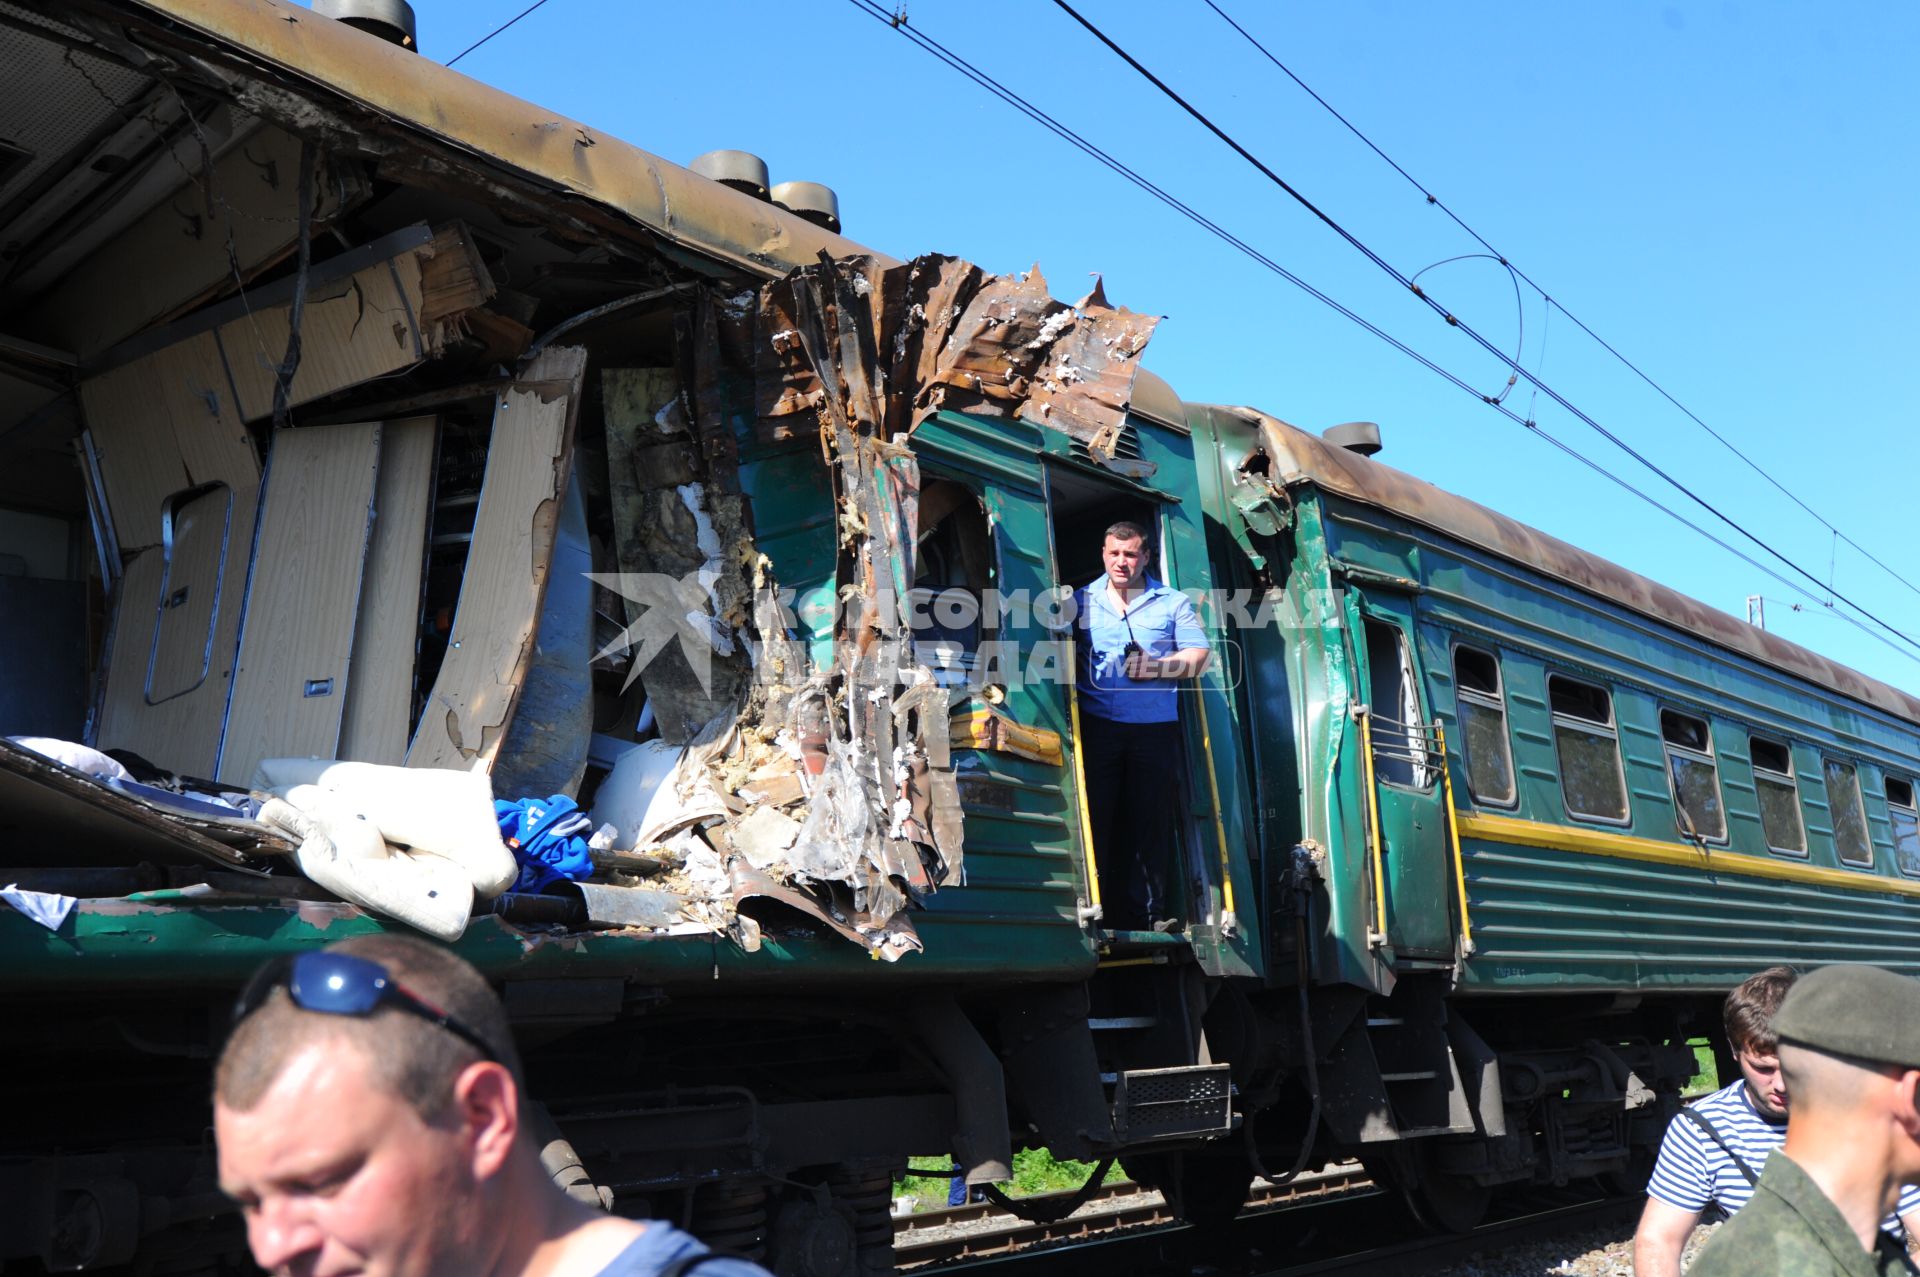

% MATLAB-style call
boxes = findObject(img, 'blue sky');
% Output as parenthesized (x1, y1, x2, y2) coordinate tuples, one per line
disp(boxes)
(379, 1, 1917, 691)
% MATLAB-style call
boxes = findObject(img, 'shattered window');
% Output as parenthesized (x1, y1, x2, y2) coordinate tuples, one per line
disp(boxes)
(1661, 709, 1725, 842)
(1363, 618, 1431, 789)
(911, 479, 994, 685)
(1549, 674, 1628, 823)
(1886, 776, 1920, 878)
(1453, 645, 1515, 806)
(1750, 736, 1807, 856)
(1823, 758, 1872, 867)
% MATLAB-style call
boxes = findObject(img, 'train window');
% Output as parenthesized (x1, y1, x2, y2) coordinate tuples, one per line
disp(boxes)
(1749, 736, 1807, 856)
(1548, 674, 1629, 823)
(1362, 618, 1431, 789)
(1886, 777, 1920, 878)
(1822, 758, 1872, 867)
(910, 479, 995, 685)
(1660, 709, 1726, 842)
(1452, 645, 1515, 806)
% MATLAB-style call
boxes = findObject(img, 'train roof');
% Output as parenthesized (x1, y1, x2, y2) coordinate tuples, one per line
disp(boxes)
(94, 0, 891, 282)
(1225, 406, 1920, 727)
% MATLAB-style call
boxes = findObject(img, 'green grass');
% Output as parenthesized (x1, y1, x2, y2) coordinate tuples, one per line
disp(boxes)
(892, 1148, 1127, 1213)
(1682, 1037, 1721, 1098)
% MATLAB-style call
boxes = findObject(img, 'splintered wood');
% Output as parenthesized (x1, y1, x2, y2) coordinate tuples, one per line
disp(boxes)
(407, 345, 587, 771)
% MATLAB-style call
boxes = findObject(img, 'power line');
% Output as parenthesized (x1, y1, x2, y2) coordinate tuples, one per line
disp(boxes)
(1046, 0, 1920, 660)
(1198, 0, 1920, 608)
(445, 0, 556, 69)
(842, 0, 1920, 670)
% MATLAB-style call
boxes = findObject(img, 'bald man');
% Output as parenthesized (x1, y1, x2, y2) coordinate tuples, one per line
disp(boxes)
(214, 934, 770, 1277)
(1689, 964, 1920, 1277)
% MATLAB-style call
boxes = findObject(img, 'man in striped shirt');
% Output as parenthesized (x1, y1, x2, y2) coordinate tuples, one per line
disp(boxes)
(1633, 967, 1920, 1276)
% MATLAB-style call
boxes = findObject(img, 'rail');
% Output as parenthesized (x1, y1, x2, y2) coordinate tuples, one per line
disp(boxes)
(893, 1163, 1374, 1266)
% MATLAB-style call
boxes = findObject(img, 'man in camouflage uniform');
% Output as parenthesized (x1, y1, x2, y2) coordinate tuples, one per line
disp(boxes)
(1691, 965, 1920, 1277)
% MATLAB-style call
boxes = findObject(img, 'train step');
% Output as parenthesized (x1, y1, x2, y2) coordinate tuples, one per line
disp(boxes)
(1110, 1064, 1234, 1142)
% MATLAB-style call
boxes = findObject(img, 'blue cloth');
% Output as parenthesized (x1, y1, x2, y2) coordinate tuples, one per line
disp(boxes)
(1073, 575, 1208, 724)
(496, 794, 595, 893)
(592, 1222, 772, 1276)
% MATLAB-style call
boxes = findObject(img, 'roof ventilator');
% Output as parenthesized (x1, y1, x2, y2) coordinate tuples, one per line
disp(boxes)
(771, 181, 841, 234)
(1324, 421, 1382, 457)
(689, 150, 772, 202)
(312, 0, 418, 49)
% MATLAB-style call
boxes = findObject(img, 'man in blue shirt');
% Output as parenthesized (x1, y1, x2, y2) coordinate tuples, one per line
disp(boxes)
(1073, 521, 1210, 931)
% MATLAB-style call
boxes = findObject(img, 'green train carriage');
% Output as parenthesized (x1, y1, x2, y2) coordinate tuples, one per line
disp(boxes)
(5, 1, 1920, 1271)
(1176, 401, 1920, 1223)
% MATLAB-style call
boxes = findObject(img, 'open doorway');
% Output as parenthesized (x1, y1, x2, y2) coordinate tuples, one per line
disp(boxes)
(1048, 465, 1204, 934)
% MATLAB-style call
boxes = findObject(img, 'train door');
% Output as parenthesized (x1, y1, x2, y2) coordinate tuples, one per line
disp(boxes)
(1046, 463, 1209, 935)
(1351, 591, 1456, 961)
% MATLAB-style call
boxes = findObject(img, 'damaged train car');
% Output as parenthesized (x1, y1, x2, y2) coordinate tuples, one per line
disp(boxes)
(14, 1, 1920, 1275)
(0, 4, 1246, 1272)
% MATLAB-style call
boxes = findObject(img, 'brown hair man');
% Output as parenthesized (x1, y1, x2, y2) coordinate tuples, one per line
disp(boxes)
(215, 934, 770, 1277)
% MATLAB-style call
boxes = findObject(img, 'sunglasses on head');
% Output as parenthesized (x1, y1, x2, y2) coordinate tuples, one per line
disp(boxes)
(232, 950, 500, 1064)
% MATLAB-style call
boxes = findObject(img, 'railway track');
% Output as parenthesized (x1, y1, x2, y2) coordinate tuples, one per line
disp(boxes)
(1261, 1190, 1643, 1276)
(896, 1166, 1641, 1276)
(893, 1163, 1375, 1266)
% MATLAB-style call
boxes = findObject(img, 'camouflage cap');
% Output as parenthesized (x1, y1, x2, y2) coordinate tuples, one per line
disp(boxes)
(1772, 964, 1920, 1067)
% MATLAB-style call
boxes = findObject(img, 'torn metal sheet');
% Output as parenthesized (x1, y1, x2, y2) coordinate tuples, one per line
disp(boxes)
(583, 252, 1163, 957)
(571, 882, 689, 930)
(0, 737, 286, 872)
(754, 254, 1160, 458)
(730, 860, 922, 962)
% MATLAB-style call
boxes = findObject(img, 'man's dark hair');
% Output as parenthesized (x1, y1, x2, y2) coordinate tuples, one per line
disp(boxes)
(1725, 965, 1797, 1055)
(214, 934, 522, 1121)
(1103, 520, 1151, 546)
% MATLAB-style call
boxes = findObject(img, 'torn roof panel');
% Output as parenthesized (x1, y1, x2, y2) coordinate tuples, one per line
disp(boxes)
(98, 0, 890, 280)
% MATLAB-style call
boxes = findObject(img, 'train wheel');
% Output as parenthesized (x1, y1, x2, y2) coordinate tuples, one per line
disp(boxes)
(1365, 1146, 1490, 1235)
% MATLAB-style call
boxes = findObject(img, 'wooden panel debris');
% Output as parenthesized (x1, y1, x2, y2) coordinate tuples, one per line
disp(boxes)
(407, 345, 587, 771)
(337, 416, 437, 766)
(31, 125, 368, 359)
(78, 330, 258, 546)
(218, 422, 382, 784)
(220, 253, 428, 422)
(94, 485, 258, 779)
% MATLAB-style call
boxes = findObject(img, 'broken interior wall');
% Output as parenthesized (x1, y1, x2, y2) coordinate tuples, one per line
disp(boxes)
(611, 252, 1161, 956)
(82, 221, 500, 776)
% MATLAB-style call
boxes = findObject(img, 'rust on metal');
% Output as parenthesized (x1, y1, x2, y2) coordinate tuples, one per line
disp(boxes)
(98, 0, 890, 280)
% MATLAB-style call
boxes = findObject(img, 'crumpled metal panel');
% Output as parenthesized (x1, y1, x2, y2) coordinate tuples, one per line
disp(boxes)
(754, 255, 1159, 455)
(1235, 406, 1920, 725)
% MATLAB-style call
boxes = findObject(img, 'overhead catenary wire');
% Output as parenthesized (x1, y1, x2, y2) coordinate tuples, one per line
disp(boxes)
(1195, 0, 1920, 610)
(445, 0, 557, 69)
(843, 1, 1920, 670)
(1047, 0, 1920, 661)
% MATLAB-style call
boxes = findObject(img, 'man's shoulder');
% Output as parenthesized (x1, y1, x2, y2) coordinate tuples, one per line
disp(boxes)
(590, 1223, 771, 1277)
(1689, 1192, 1839, 1277)
(1687, 1081, 1777, 1135)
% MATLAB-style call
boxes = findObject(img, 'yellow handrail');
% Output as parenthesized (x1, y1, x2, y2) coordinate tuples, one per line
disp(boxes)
(1358, 707, 1387, 946)
(1434, 722, 1476, 957)
(1193, 680, 1238, 934)
(1065, 634, 1103, 927)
